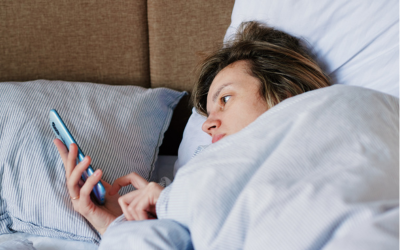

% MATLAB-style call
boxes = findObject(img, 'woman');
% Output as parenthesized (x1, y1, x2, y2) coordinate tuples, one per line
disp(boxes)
(54, 21, 330, 235)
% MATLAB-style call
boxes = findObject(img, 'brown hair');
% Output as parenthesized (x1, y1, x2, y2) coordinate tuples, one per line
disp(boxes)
(192, 21, 330, 115)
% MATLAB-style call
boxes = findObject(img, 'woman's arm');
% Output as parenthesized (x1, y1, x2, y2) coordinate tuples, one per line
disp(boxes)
(53, 139, 122, 235)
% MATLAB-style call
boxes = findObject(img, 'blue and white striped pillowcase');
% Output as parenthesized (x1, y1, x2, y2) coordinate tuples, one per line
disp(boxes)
(0, 80, 185, 244)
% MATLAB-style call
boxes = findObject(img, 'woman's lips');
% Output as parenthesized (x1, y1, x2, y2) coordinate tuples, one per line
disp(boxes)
(212, 134, 225, 143)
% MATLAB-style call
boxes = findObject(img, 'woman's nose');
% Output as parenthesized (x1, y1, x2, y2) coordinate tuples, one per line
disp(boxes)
(202, 116, 221, 136)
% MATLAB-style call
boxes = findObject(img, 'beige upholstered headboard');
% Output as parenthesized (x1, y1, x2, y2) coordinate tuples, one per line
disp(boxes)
(0, 0, 235, 154)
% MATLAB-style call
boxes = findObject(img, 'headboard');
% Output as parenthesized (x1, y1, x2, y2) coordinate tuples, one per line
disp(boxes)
(0, 0, 235, 154)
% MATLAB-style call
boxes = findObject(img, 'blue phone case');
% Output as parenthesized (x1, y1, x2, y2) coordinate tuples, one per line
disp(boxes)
(49, 109, 106, 204)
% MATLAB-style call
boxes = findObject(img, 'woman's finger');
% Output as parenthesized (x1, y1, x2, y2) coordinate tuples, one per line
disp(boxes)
(109, 172, 148, 195)
(118, 191, 138, 202)
(123, 191, 149, 221)
(135, 198, 150, 220)
(67, 156, 91, 198)
(118, 191, 139, 220)
(127, 202, 140, 221)
(53, 139, 69, 166)
(79, 169, 102, 206)
(66, 143, 78, 178)
(118, 197, 134, 221)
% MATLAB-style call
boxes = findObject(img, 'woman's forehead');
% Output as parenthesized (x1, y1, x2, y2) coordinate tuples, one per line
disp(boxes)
(210, 61, 250, 88)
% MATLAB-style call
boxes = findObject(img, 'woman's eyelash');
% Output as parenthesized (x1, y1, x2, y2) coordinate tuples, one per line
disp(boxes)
(221, 95, 231, 104)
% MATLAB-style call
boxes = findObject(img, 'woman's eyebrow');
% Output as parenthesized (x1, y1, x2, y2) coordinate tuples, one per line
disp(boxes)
(212, 83, 233, 103)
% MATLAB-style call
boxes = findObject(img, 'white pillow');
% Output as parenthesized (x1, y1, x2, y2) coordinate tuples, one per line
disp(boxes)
(224, 0, 399, 97)
(174, 0, 399, 174)
(173, 108, 211, 176)
(0, 80, 185, 244)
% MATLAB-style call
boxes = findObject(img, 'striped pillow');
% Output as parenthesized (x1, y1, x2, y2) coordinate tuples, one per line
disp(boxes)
(0, 80, 185, 244)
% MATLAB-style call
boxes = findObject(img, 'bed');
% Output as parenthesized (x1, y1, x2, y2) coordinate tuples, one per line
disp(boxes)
(0, 0, 398, 249)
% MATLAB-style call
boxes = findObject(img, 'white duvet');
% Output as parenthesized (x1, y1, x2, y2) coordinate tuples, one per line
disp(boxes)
(100, 85, 399, 250)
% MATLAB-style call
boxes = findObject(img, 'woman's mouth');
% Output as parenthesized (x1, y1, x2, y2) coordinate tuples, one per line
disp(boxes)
(212, 134, 225, 143)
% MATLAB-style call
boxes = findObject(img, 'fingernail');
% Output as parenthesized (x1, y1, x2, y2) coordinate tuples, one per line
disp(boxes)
(94, 169, 100, 176)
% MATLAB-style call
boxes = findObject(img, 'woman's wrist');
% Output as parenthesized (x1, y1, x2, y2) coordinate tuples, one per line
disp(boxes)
(96, 214, 117, 235)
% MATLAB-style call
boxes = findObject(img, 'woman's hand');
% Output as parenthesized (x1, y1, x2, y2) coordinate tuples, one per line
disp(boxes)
(53, 139, 123, 235)
(109, 173, 164, 221)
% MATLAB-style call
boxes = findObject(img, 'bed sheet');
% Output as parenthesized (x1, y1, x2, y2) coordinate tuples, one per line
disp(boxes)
(100, 85, 399, 250)
(0, 232, 97, 250)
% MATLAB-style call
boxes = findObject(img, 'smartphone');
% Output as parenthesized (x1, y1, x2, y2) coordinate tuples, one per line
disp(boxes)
(49, 109, 106, 204)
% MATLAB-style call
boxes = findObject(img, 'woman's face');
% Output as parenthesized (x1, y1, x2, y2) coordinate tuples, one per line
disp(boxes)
(202, 60, 269, 143)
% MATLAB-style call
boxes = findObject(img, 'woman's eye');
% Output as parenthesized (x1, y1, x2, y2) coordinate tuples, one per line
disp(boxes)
(221, 95, 231, 104)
